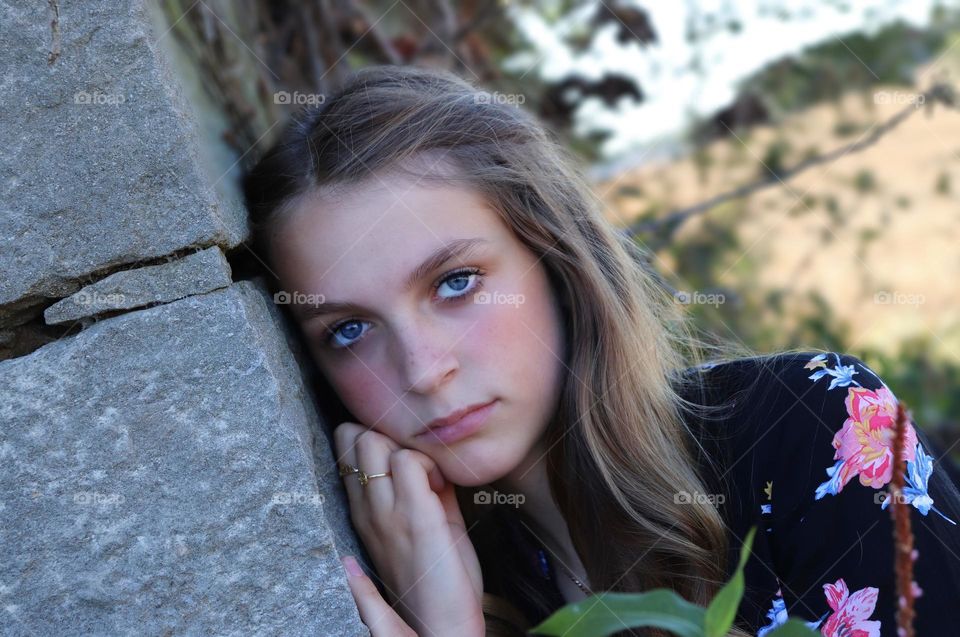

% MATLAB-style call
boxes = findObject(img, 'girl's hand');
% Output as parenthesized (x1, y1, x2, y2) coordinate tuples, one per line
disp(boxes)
(340, 554, 417, 636)
(334, 422, 485, 637)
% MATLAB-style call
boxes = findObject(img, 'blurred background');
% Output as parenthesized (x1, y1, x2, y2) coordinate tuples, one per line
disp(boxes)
(155, 0, 960, 463)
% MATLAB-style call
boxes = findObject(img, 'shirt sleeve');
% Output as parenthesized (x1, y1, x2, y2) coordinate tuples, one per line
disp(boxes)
(743, 351, 960, 637)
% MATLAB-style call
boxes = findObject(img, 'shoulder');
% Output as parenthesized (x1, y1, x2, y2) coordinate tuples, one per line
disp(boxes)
(685, 348, 895, 462)
(684, 351, 960, 540)
(687, 350, 960, 635)
(702, 350, 939, 502)
(684, 348, 874, 408)
(681, 349, 872, 484)
(679, 349, 861, 426)
(687, 348, 949, 515)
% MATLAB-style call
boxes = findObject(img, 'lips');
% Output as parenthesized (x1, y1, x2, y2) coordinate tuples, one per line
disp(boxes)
(416, 399, 499, 444)
(424, 399, 497, 431)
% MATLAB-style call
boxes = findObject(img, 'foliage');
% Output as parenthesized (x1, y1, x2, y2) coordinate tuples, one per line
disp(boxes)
(739, 11, 960, 115)
(529, 527, 820, 637)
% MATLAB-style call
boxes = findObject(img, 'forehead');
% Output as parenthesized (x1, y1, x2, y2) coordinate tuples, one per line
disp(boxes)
(269, 174, 509, 297)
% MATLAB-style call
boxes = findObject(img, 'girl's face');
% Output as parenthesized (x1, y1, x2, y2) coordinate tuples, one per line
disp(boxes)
(270, 172, 568, 487)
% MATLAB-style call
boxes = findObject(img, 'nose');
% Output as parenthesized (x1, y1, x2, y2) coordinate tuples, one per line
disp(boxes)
(395, 319, 460, 395)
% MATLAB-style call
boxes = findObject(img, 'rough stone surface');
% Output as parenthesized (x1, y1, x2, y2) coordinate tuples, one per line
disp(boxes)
(0, 281, 369, 636)
(0, 0, 249, 327)
(44, 246, 233, 325)
(250, 277, 371, 578)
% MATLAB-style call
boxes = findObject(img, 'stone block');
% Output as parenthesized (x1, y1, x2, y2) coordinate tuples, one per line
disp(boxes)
(44, 246, 233, 325)
(0, 281, 368, 636)
(0, 1, 249, 327)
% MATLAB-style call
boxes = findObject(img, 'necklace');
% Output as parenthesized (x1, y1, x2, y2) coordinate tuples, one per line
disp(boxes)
(537, 548, 592, 595)
(557, 560, 592, 595)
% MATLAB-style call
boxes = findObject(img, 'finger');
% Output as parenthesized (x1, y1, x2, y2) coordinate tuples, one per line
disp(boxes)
(341, 555, 417, 637)
(334, 420, 403, 465)
(390, 449, 456, 530)
(392, 447, 447, 494)
(355, 428, 397, 512)
(389, 454, 486, 606)
(333, 421, 365, 466)
(333, 422, 369, 520)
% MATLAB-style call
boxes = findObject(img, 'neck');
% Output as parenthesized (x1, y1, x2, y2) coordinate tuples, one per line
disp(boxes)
(491, 440, 587, 581)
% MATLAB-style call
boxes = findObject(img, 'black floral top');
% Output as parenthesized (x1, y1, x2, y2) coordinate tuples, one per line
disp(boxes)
(478, 350, 960, 636)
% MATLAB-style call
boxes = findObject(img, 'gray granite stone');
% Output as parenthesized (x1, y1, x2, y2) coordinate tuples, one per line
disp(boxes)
(44, 246, 233, 325)
(0, 0, 249, 327)
(0, 281, 368, 636)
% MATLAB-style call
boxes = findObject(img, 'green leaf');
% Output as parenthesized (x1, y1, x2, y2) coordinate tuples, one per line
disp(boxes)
(765, 619, 824, 636)
(528, 589, 707, 637)
(704, 526, 757, 637)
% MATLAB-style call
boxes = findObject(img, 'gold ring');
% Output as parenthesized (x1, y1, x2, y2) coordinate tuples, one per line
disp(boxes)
(338, 462, 360, 477)
(358, 470, 392, 487)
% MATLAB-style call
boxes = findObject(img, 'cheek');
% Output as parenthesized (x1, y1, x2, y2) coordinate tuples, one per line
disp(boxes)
(467, 302, 527, 362)
(322, 363, 401, 433)
(468, 289, 565, 390)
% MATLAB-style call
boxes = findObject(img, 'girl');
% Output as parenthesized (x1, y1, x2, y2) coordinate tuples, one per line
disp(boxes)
(242, 65, 960, 637)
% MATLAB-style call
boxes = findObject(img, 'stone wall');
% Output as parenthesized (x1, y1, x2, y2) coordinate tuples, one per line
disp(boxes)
(0, 1, 368, 634)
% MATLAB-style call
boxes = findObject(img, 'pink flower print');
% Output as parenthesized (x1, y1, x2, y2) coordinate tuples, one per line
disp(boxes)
(820, 578, 881, 637)
(832, 386, 917, 490)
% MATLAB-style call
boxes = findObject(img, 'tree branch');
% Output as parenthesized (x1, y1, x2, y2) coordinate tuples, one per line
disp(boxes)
(624, 82, 957, 240)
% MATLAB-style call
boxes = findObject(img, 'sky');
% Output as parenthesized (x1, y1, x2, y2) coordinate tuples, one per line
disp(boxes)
(502, 0, 955, 170)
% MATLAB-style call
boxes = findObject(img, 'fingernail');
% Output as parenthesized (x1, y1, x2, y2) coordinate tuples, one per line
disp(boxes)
(341, 555, 363, 577)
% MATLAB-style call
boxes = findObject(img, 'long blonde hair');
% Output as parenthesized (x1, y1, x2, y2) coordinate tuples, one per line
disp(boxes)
(244, 64, 760, 637)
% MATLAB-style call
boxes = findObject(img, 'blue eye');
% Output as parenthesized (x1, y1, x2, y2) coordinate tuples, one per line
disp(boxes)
(436, 268, 482, 299)
(326, 319, 368, 349)
(323, 267, 485, 351)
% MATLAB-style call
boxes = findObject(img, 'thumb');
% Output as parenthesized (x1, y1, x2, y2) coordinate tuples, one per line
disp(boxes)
(341, 555, 417, 637)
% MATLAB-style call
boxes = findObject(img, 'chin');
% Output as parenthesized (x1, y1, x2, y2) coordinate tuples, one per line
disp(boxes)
(446, 472, 493, 489)
(434, 445, 523, 489)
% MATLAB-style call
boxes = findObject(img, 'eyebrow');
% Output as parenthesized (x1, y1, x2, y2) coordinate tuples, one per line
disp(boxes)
(294, 237, 492, 322)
